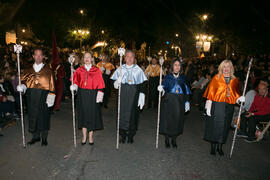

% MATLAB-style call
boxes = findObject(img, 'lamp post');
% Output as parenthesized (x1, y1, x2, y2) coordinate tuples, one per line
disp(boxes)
(72, 29, 90, 49)
(195, 34, 213, 57)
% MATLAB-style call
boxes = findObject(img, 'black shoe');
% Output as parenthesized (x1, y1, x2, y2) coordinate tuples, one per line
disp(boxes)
(104, 105, 108, 109)
(81, 141, 86, 145)
(217, 144, 224, 156)
(210, 143, 216, 155)
(89, 142, 94, 146)
(165, 136, 170, 148)
(41, 140, 48, 146)
(120, 136, 126, 144)
(127, 136, 134, 144)
(27, 138, 40, 145)
(244, 138, 257, 143)
(171, 137, 177, 148)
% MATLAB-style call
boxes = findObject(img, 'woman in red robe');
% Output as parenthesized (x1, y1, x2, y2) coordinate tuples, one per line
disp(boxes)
(70, 52, 105, 145)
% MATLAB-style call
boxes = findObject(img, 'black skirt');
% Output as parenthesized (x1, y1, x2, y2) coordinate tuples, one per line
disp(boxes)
(118, 84, 140, 132)
(159, 93, 186, 136)
(204, 101, 234, 144)
(26, 88, 50, 132)
(76, 88, 103, 131)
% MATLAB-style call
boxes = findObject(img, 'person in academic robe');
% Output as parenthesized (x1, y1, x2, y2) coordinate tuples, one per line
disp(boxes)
(203, 60, 245, 155)
(70, 52, 105, 145)
(96, 54, 115, 108)
(144, 57, 160, 109)
(17, 48, 55, 146)
(157, 59, 191, 148)
(111, 50, 147, 144)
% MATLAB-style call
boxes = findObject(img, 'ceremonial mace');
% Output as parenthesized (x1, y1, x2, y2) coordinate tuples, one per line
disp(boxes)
(68, 54, 77, 148)
(229, 58, 253, 158)
(116, 47, 125, 150)
(155, 56, 164, 149)
(14, 44, 26, 148)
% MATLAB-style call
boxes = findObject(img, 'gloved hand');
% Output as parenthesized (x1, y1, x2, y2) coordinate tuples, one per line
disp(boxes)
(205, 100, 212, 116)
(16, 84, 27, 93)
(46, 94, 56, 107)
(70, 84, 78, 92)
(105, 69, 111, 75)
(138, 93, 145, 110)
(113, 77, 122, 89)
(96, 91, 104, 103)
(185, 102, 190, 112)
(236, 96, 245, 104)
(157, 85, 165, 96)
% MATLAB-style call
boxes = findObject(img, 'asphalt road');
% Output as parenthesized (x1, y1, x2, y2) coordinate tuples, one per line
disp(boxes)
(0, 97, 269, 180)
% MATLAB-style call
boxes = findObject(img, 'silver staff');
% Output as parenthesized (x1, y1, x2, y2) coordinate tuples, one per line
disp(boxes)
(116, 47, 125, 149)
(68, 54, 77, 148)
(155, 56, 164, 149)
(14, 44, 26, 148)
(230, 58, 253, 158)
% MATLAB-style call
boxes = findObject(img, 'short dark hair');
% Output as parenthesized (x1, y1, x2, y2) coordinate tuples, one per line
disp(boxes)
(33, 47, 43, 55)
(170, 59, 183, 74)
(125, 50, 135, 57)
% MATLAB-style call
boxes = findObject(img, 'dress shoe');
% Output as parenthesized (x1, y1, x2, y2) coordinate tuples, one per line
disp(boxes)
(81, 141, 86, 145)
(210, 143, 216, 155)
(27, 138, 40, 145)
(89, 142, 94, 146)
(127, 136, 134, 144)
(171, 137, 177, 148)
(217, 144, 224, 156)
(41, 140, 48, 146)
(119, 136, 126, 144)
(165, 136, 170, 148)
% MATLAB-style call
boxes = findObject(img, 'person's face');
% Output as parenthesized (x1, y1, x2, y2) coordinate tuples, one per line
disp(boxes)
(223, 63, 231, 75)
(33, 50, 44, 64)
(258, 84, 268, 96)
(125, 52, 135, 65)
(152, 58, 157, 65)
(173, 61, 181, 73)
(84, 53, 92, 65)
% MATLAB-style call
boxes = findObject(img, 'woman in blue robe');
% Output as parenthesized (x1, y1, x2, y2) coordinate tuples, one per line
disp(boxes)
(158, 59, 191, 148)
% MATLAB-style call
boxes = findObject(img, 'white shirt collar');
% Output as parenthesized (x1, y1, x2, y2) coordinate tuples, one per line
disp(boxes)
(126, 64, 134, 68)
(33, 63, 44, 73)
(85, 64, 92, 71)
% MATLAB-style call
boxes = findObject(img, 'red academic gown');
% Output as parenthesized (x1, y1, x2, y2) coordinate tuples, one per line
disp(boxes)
(72, 65, 105, 130)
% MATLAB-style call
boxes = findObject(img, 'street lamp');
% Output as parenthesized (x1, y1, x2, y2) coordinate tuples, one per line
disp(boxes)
(202, 14, 208, 20)
(175, 33, 179, 37)
(22, 29, 26, 33)
(101, 30, 105, 34)
(72, 29, 90, 48)
(80, 9, 84, 15)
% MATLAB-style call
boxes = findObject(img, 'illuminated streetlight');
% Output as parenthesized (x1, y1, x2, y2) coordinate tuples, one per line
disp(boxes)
(202, 14, 208, 20)
(175, 33, 179, 37)
(196, 35, 200, 40)
(80, 9, 84, 14)
(22, 29, 26, 33)
(101, 30, 104, 34)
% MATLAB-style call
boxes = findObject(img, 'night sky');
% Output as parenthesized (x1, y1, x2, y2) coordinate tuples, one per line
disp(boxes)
(1, 0, 269, 54)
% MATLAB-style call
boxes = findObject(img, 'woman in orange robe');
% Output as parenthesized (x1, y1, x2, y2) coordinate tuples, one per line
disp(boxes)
(203, 60, 244, 156)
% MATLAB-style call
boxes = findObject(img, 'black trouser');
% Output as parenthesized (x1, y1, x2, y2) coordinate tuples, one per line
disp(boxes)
(148, 76, 159, 107)
(240, 113, 248, 133)
(120, 129, 136, 138)
(247, 114, 270, 139)
(32, 130, 48, 141)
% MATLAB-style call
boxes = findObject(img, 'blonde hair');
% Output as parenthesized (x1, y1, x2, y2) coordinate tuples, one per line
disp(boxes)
(218, 60, 235, 79)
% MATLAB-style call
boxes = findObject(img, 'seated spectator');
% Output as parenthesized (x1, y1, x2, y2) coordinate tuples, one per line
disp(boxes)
(239, 83, 270, 142)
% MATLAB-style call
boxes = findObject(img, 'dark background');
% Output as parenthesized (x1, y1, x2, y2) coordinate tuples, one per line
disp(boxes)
(0, 0, 269, 55)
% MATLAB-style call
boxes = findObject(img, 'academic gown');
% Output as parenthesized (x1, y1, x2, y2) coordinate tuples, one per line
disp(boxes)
(21, 64, 55, 132)
(73, 65, 105, 131)
(203, 74, 240, 144)
(159, 74, 191, 136)
(111, 64, 147, 136)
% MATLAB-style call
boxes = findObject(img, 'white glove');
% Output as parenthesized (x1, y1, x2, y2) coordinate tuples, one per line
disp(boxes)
(46, 94, 56, 107)
(236, 96, 245, 104)
(138, 93, 145, 110)
(96, 91, 104, 103)
(185, 102, 190, 112)
(205, 100, 212, 116)
(105, 69, 111, 75)
(100, 67, 105, 72)
(70, 84, 78, 92)
(16, 84, 27, 93)
(113, 77, 122, 89)
(157, 85, 165, 96)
